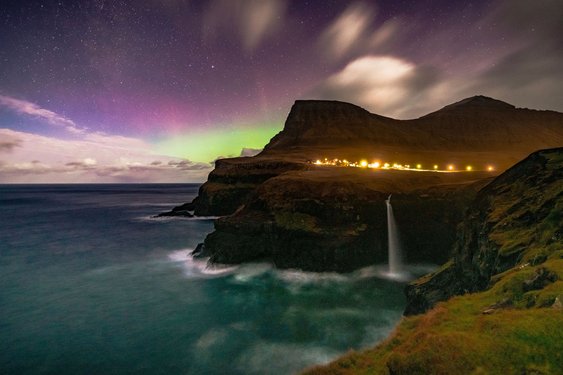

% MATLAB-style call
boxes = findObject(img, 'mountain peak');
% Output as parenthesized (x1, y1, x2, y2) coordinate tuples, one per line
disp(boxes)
(439, 95, 515, 112)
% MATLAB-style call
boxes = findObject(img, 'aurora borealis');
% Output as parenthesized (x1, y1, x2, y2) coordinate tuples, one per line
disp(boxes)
(1, 0, 562, 182)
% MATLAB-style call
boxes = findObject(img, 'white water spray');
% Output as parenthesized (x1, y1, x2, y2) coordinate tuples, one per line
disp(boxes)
(385, 195, 403, 275)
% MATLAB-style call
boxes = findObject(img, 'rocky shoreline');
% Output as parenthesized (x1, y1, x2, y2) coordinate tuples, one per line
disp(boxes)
(305, 147, 563, 374)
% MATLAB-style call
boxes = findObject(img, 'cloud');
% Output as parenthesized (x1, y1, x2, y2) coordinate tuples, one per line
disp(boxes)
(0, 138, 22, 152)
(311, 1, 563, 119)
(319, 2, 375, 60)
(368, 19, 401, 50)
(463, 0, 563, 111)
(240, 147, 262, 157)
(312, 56, 439, 118)
(65, 158, 98, 169)
(0, 129, 213, 183)
(203, 0, 287, 51)
(167, 160, 210, 171)
(0, 95, 84, 134)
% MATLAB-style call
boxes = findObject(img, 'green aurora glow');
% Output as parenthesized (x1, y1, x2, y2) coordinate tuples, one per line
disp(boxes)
(154, 124, 281, 163)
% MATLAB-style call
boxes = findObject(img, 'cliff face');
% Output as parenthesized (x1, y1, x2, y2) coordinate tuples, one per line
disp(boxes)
(190, 157, 306, 216)
(203, 169, 490, 271)
(305, 148, 563, 375)
(263, 100, 406, 151)
(405, 148, 563, 314)
(165, 97, 563, 271)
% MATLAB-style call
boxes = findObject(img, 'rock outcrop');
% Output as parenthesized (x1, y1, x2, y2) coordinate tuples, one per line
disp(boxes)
(405, 148, 563, 314)
(304, 148, 563, 375)
(204, 169, 491, 272)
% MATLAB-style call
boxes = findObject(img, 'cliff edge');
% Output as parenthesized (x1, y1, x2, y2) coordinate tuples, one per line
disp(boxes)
(304, 148, 563, 374)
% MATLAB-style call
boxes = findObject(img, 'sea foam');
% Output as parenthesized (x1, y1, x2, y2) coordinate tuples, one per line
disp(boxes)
(167, 250, 237, 278)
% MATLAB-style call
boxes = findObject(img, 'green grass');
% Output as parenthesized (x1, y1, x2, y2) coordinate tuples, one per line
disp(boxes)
(304, 260, 563, 375)
(304, 150, 563, 375)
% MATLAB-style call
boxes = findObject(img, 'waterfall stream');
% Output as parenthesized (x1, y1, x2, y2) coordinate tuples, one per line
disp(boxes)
(385, 195, 403, 276)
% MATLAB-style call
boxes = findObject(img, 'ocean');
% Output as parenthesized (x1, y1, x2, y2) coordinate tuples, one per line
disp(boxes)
(0, 184, 430, 374)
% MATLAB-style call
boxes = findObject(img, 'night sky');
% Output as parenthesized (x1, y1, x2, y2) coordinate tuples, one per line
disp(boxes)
(1, 0, 562, 182)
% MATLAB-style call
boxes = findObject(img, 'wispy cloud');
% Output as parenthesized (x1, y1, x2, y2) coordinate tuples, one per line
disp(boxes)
(204, 0, 287, 51)
(318, 2, 375, 61)
(312, 55, 440, 118)
(0, 138, 22, 152)
(0, 94, 218, 182)
(0, 129, 213, 183)
(0, 95, 84, 134)
(312, 0, 563, 118)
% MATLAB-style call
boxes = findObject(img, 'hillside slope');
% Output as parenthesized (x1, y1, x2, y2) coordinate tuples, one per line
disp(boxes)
(304, 148, 563, 375)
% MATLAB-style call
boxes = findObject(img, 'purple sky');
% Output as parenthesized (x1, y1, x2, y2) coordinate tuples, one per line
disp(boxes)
(1, 0, 562, 182)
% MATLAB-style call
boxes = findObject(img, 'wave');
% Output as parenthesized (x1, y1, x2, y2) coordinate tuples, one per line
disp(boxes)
(167, 250, 238, 278)
(167, 249, 437, 285)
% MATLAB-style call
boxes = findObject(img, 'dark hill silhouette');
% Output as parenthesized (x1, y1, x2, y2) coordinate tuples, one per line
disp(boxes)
(262, 96, 563, 165)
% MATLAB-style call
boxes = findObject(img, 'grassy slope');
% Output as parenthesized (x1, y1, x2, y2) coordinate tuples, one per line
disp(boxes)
(305, 262, 562, 375)
(304, 150, 563, 375)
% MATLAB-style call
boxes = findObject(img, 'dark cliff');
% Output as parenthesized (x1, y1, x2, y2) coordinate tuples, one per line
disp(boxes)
(405, 148, 563, 315)
(305, 148, 563, 375)
(204, 169, 491, 272)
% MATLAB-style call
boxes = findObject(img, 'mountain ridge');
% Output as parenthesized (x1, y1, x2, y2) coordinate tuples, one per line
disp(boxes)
(262, 95, 563, 162)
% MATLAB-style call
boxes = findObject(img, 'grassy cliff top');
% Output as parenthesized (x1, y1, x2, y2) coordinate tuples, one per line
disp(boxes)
(304, 149, 563, 374)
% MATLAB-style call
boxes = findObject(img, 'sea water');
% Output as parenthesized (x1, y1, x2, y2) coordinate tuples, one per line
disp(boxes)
(0, 184, 433, 374)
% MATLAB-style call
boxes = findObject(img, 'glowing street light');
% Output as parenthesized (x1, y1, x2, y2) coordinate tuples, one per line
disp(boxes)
(487, 166, 494, 171)
(360, 160, 368, 168)
(448, 165, 455, 171)
(416, 164, 422, 169)
(433, 165, 438, 170)
(466, 166, 472, 171)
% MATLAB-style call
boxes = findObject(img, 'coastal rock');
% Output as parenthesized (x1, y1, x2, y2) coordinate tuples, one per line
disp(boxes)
(405, 148, 563, 315)
(204, 170, 489, 272)
(157, 202, 194, 217)
(184, 157, 306, 216)
(191, 243, 208, 258)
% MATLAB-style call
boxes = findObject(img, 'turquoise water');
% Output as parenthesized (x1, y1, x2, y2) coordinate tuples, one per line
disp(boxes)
(0, 184, 429, 374)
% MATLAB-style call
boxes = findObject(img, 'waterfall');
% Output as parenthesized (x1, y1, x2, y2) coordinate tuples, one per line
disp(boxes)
(385, 195, 402, 275)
